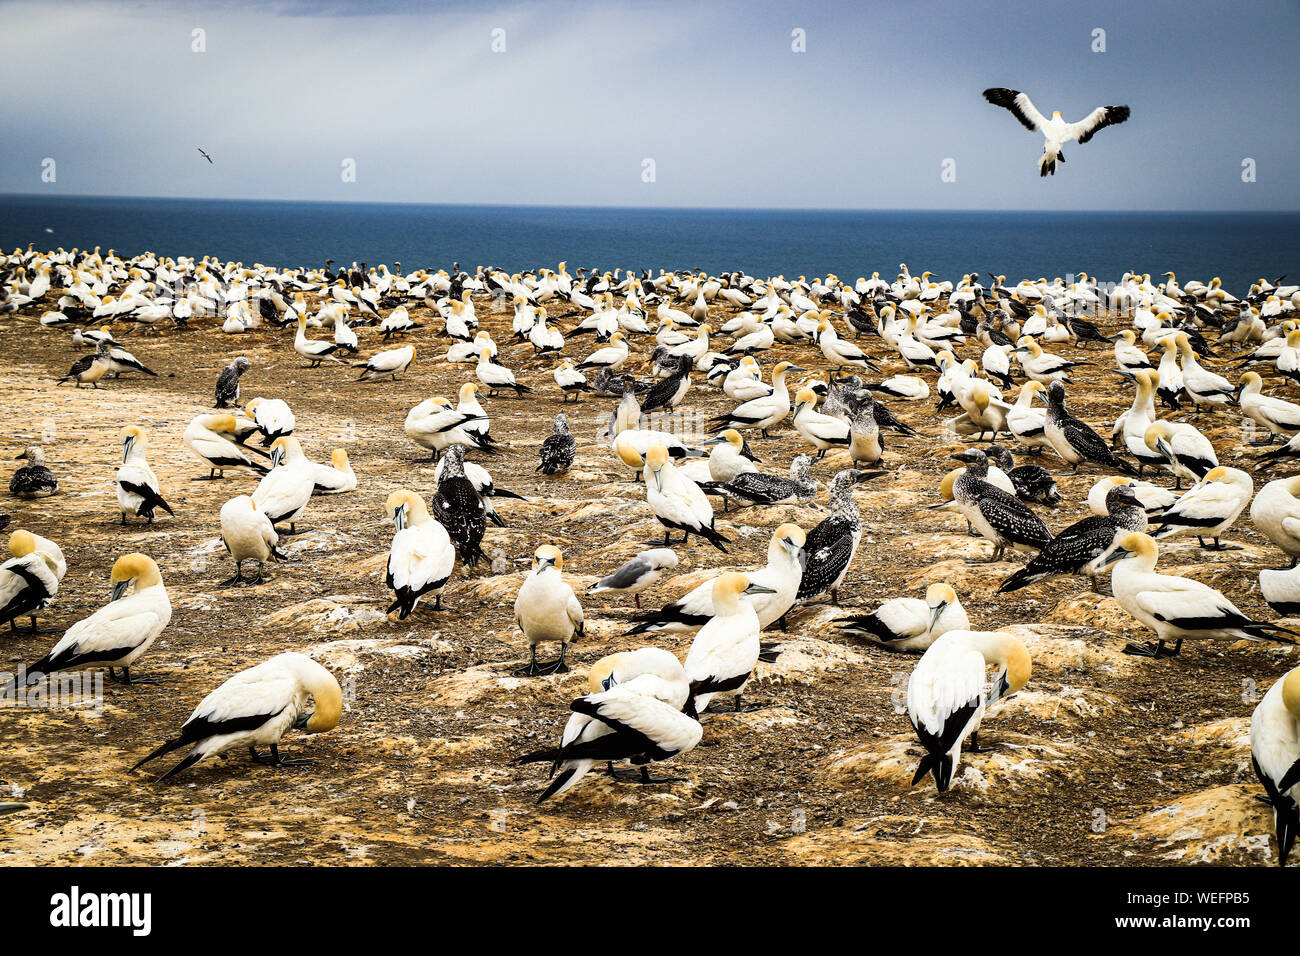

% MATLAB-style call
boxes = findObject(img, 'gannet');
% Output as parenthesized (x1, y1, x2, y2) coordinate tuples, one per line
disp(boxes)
(214, 357, 250, 408)
(432, 445, 487, 568)
(1251, 476, 1300, 568)
(620, 442, 730, 552)
(575, 331, 629, 373)
(698, 454, 815, 510)
(537, 413, 576, 476)
(183, 413, 269, 479)
(948, 450, 1052, 562)
(683, 572, 775, 714)
(1100, 532, 1297, 657)
(384, 490, 455, 618)
(1, 529, 61, 633)
(115, 426, 172, 524)
(982, 87, 1130, 176)
(1250, 666, 1300, 866)
(26, 553, 170, 685)
(837, 582, 969, 653)
(1151, 466, 1252, 551)
(294, 313, 345, 366)
(707, 361, 803, 438)
(908, 630, 1031, 792)
(797, 468, 884, 603)
(243, 397, 296, 447)
(1176, 332, 1233, 410)
(58, 342, 113, 387)
(357, 344, 415, 381)
(1142, 420, 1216, 490)
(251, 436, 315, 533)
(1238, 372, 1300, 443)
(514, 544, 584, 675)
(999, 483, 1145, 592)
(403, 396, 492, 462)
(513, 669, 699, 800)
(587, 548, 679, 609)
(553, 359, 590, 403)
(1087, 475, 1177, 520)
(10, 446, 58, 498)
(218, 494, 284, 585)
(133, 652, 342, 780)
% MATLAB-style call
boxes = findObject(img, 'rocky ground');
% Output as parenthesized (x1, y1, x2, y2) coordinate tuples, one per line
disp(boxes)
(0, 285, 1293, 866)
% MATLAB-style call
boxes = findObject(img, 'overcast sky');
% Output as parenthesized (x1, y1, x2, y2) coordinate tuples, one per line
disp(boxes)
(1, 0, 1297, 210)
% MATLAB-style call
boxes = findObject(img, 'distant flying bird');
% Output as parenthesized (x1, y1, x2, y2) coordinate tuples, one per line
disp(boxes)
(197, 147, 213, 164)
(982, 88, 1130, 177)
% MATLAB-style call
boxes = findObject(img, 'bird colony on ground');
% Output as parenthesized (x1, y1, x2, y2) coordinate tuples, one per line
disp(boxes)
(2, 247, 1299, 867)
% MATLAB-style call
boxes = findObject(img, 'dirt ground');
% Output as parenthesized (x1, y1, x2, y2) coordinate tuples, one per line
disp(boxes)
(0, 283, 1293, 866)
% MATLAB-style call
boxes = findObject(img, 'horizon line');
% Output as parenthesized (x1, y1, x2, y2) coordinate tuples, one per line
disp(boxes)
(2, 192, 1298, 216)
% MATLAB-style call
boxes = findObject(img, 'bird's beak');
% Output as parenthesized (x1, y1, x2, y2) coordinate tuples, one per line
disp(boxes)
(743, 583, 778, 595)
(121, 436, 134, 463)
(1099, 546, 1129, 568)
(110, 579, 132, 602)
(787, 364, 807, 373)
(703, 435, 727, 446)
(270, 447, 284, 468)
(929, 601, 948, 630)
(652, 467, 664, 493)
(292, 711, 312, 730)
(392, 503, 407, 531)
(14, 451, 27, 460)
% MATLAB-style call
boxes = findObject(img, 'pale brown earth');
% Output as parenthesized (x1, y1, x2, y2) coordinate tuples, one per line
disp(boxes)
(0, 284, 1294, 866)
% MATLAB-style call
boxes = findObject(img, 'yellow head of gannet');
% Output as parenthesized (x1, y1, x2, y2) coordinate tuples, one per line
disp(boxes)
(774, 522, 807, 554)
(330, 448, 350, 470)
(645, 443, 670, 490)
(971, 382, 991, 412)
(110, 553, 162, 601)
(267, 435, 301, 467)
(925, 583, 959, 629)
(8, 528, 36, 558)
(533, 543, 564, 571)
(794, 386, 818, 409)
(120, 424, 146, 461)
(205, 413, 238, 435)
(615, 434, 644, 469)
(385, 489, 429, 530)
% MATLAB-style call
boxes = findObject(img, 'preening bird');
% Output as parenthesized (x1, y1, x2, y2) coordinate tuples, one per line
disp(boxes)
(1, 529, 61, 634)
(132, 652, 342, 780)
(251, 436, 315, 533)
(982, 87, 1130, 177)
(183, 413, 269, 479)
(219, 494, 284, 585)
(514, 544, 584, 675)
(357, 344, 415, 381)
(908, 630, 1031, 791)
(243, 398, 296, 446)
(838, 582, 968, 653)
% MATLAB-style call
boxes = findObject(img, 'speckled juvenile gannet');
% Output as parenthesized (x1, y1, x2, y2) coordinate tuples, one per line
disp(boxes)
(132, 651, 342, 780)
(219, 494, 284, 585)
(115, 426, 173, 525)
(948, 450, 1052, 562)
(683, 572, 774, 714)
(797, 468, 884, 603)
(385, 490, 455, 618)
(1250, 665, 1300, 866)
(998, 483, 1145, 592)
(26, 553, 171, 685)
(908, 629, 1031, 792)
(1, 529, 60, 633)
(1044, 381, 1138, 475)
(432, 445, 488, 568)
(1099, 532, 1298, 658)
(10, 446, 58, 498)
(183, 413, 269, 480)
(698, 454, 815, 511)
(537, 413, 576, 475)
(587, 548, 678, 608)
(514, 544, 584, 676)
(214, 356, 250, 408)
(838, 583, 968, 653)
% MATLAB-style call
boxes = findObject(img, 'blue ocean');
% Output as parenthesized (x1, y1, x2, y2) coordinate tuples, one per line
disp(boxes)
(2, 195, 1296, 298)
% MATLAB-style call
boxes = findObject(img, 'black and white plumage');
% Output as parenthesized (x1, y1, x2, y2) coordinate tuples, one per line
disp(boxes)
(1044, 380, 1138, 475)
(132, 652, 343, 781)
(1250, 666, 1300, 866)
(982, 87, 1131, 177)
(639, 355, 692, 415)
(985, 444, 1061, 506)
(214, 357, 250, 408)
(697, 454, 815, 510)
(385, 490, 455, 618)
(59, 343, 113, 387)
(104, 344, 158, 378)
(949, 450, 1053, 562)
(998, 484, 1145, 592)
(587, 548, 678, 609)
(434, 454, 524, 528)
(432, 445, 487, 568)
(10, 446, 58, 498)
(796, 468, 884, 604)
(1151, 466, 1253, 551)
(513, 670, 700, 801)
(536, 413, 576, 476)
(1, 530, 60, 634)
(116, 426, 173, 524)
(838, 582, 968, 653)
